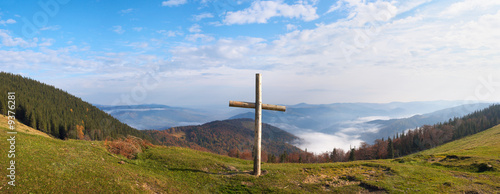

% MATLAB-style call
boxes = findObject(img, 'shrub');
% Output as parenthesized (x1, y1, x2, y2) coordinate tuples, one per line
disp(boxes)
(105, 135, 153, 159)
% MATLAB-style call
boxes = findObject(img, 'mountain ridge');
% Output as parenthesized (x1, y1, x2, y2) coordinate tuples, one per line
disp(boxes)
(96, 104, 218, 130)
(99, 100, 477, 131)
(142, 118, 302, 156)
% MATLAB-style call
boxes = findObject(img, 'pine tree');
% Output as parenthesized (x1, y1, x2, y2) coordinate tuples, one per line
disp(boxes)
(280, 151, 288, 163)
(0, 95, 4, 115)
(330, 148, 337, 162)
(348, 148, 355, 161)
(267, 153, 275, 163)
(387, 137, 394, 159)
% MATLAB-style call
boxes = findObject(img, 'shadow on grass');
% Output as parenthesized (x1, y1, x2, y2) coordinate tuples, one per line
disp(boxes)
(167, 168, 262, 176)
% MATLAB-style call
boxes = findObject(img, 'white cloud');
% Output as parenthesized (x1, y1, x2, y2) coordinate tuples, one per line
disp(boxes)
(396, 0, 432, 14)
(185, 33, 214, 42)
(0, 48, 99, 73)
(127, 42, 149, 49)
(157, 30, 182, 37)
(343, 116, 392, 125)
(294, 132, 363, 154)
(193, 12, 214, 21)
(39, 38, 55, 47)
(5, 19, 15, 24)
(161, 0, 500, 105)
(0, 30, 37, 48)
(40, 25, 61, 31)
(188, 24, 202, 33)
(0, 18, 16, 25)
(291, 115, 392, 153)
(342, 0, 398, 27)
(171, 37, 265, 68)
(162, 0, 187, 7)
(326, 1, 343, 14)
(119, 8, 134, 14)
(440, 0, 500, 17)
(442, 10, 500, 50)
(133, 27, 143, 32)
(112, 26, 125, 34)
(223, 1, 319, 25)
(286, 24, 298, 31)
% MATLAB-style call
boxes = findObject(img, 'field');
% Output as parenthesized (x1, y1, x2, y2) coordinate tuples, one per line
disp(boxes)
(0, 115, 498, 193)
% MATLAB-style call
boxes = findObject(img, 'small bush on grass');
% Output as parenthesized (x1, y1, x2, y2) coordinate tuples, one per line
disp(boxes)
(105, 135, 153, 159)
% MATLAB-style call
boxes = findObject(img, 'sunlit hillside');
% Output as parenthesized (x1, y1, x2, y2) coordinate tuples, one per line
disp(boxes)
(0, 114, 498, 193)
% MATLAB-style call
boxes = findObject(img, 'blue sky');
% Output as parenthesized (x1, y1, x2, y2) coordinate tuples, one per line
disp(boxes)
(1, 0, 500, 108)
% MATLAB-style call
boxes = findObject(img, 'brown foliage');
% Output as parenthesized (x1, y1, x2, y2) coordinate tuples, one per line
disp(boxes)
(261, 150, 268, 163)
(373, 139, 388, 159)
(240, 150, 253, 160)
(76, 124, 85, 140)
(105, 135, 153, 159)
(228, 148, 240, 158)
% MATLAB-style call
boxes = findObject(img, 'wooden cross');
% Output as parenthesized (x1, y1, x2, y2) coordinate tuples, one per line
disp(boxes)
(229, 73, 286, 176)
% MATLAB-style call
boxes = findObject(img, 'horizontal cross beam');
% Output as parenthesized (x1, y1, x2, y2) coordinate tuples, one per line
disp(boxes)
(229, 100, 286, 112)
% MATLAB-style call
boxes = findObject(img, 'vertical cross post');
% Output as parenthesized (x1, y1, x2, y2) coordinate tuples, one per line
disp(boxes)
(254, 73, 262, 176)
(229, 73, 286, 176)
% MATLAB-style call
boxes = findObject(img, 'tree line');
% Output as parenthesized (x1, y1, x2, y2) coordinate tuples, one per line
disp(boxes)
(0, 72, 150, 141)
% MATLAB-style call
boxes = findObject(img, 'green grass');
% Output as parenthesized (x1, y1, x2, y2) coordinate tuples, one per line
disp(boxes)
(0, 117, 499, 193)
(417, 125, 500, 159)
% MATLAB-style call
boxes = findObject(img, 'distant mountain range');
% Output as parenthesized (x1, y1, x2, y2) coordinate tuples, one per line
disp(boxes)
(96, 104, 217, 130)
(99, 101, 477, 130)
(229, 101, 481, 132)
(98, 101, 495, 150)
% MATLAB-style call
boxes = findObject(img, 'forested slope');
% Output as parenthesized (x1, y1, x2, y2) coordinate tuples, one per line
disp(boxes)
(0, 72, 149, 141)
(348, 104, 500, 161)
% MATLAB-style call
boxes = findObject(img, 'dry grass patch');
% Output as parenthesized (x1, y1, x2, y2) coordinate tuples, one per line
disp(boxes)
(105, 135, 153, 159)
(0, 115, 51, 138)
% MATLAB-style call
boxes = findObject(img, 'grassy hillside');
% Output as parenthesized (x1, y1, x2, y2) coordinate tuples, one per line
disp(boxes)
(0, 115, 498, 193)
(415, 123, 500, 159)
